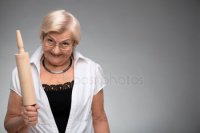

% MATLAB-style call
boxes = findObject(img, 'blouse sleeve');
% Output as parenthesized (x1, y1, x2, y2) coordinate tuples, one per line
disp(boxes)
(10, 68, 22, 96)
(94, 64, 106, 95)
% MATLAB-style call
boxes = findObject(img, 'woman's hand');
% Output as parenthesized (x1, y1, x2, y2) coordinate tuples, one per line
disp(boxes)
(21, 104, 40, 126)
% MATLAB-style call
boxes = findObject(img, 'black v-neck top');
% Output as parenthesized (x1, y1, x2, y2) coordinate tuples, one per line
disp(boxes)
(42, 80, 74, 133)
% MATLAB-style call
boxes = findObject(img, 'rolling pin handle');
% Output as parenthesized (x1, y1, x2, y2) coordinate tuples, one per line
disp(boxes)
(16, 30, 25, 54)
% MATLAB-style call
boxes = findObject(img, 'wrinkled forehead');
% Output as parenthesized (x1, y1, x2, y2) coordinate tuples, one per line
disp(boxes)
(46, 30, 73, 41)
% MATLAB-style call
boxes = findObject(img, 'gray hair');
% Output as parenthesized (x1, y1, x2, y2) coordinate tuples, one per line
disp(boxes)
(40, 9, 81, 45)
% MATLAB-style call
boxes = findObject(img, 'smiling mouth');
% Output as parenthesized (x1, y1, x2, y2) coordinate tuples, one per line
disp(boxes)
(50, 53, 62, 57)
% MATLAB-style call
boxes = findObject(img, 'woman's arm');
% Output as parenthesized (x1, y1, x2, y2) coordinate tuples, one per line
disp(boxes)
(92, 89, 110, 133)
(4, 90, 39, 133)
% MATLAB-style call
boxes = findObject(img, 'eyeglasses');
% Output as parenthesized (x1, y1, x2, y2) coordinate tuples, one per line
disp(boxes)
(43, 35, 74, 50)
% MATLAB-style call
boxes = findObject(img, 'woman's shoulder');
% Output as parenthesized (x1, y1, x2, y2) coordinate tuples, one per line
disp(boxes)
(75, 51, 100, 67)
(82, 57, 102, 71)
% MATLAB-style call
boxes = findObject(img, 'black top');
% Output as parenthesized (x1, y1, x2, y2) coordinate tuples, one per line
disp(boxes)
(42, 80, 74, 133)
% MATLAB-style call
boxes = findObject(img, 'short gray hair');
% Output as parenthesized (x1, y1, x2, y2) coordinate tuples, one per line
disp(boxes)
(40, 9, 81, 45)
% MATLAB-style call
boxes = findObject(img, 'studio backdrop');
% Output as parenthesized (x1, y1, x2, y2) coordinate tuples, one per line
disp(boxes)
(0, 0, 199, 133)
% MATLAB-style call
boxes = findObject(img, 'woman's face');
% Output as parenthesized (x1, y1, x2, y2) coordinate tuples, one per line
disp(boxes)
(42, 31, 74, 66)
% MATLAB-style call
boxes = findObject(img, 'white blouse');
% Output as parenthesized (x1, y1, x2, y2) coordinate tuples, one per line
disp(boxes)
(10, 46, 106, 133)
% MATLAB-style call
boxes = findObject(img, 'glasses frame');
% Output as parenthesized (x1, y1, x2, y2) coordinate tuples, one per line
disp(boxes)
(43, 34, 74, 50)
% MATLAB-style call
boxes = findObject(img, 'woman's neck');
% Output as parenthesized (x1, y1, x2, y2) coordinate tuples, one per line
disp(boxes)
(42, 57, 72, 73)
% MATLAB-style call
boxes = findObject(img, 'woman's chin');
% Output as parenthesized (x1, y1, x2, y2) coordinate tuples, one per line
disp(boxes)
(49, 61, 63, 66)
(45, 55, 69, 66)
(47, 59, 63, 66)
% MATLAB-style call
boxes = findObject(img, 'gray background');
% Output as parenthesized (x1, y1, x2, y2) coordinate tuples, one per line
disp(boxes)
(0, 0, 199, 133)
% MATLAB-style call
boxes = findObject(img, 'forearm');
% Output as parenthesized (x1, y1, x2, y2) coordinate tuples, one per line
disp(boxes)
(93, 116, 110, 133)
(5, 116, 29, 133)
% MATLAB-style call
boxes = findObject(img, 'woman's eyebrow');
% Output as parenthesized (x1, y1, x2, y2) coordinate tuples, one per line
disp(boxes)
(47, 35, 71, 42)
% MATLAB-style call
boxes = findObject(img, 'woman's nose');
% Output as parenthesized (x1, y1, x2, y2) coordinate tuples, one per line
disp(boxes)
(51, 45, 61, 55)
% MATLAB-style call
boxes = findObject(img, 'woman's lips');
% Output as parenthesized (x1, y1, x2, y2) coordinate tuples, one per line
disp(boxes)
(50, 53, 62, 57)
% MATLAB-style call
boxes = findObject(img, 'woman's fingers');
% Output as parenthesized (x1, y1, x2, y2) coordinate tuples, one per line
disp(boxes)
(21, 104, 39, 126)
(27, 116, 38, 125)
(35, 104, 40, 110)
(25, 105, 39, 111)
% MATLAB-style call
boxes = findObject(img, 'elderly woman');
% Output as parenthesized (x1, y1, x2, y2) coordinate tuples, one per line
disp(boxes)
(4, 10, 110, 133)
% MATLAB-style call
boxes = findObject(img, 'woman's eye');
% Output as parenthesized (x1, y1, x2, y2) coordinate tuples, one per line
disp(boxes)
(62, 42, 70, 46)
(47, 39, 54, 44)
(47, 38, 54, 45)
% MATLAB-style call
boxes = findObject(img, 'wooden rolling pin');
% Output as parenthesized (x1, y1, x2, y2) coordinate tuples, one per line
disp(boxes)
(15, 30, 36, 106)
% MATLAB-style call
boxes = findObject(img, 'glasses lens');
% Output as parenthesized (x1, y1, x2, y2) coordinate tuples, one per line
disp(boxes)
(60, 40, 73, 49)
(44, 35, 73, 50)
